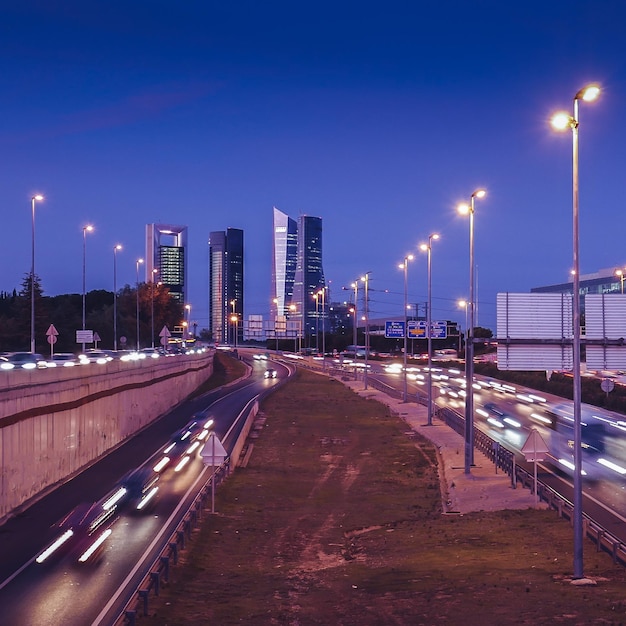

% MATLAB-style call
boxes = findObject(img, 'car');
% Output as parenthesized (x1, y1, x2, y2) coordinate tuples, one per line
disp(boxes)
(6, 352, 48, 369)
(79, 350, 113, 364)
(48, 353, 79, 367)
(264, 368, 277, 379)
(0, 356, 15, 370)
(140, 347, 161, 359)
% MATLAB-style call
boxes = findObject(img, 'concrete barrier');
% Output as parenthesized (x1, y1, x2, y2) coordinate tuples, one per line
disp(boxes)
(0, 352, 214, 522)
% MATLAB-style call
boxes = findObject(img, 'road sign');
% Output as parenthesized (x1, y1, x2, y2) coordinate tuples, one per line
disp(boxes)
(46, 324, 59, 337)
(76, 330, 93, 343)
(406, 320, 447, 339)
(521, 428, 549, 462)
(601, 378, 615, 393)
(200, 433, 228, 466)
(159, 325, 172, 338)
(385, 320, 405, 339)
(407, 320, 426, 339)
(47, 335, 57, 345)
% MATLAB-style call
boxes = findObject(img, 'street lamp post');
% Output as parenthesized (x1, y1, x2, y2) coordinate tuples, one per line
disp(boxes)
(113, 245, 122, 351)
(551, 83, 600, 580)
(185, 304, 191, 342)
(421, 234, 440, 425)
(289, 304, 300, 353)
(230, 300, 236, 345)
(81, 225, 94, 353)
(318, 287, 326, 368)
(351, 282, 358, 349)
(151, 269, 158, 348)
(457, 299, 468, 356)
(136, 258, 144, 350)
(398, 255, 414, 402)
(458, 190, 486, 474)
(30, 194, 44, 353)
(272, 297, 279, 351)
(362, 273, 370, 390)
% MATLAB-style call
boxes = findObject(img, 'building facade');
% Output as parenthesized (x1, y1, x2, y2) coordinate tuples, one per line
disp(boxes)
(271, 207, 298, 317)
(146, 224, 187, 303)
(209, 228, 244, 345)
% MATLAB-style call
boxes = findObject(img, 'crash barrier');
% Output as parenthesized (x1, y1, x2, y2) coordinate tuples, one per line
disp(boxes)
(119, 461, 230, 626)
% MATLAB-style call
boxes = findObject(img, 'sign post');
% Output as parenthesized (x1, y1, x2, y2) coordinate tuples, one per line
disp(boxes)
(521, 428, 550, 506)
(46, 324, 59, 357)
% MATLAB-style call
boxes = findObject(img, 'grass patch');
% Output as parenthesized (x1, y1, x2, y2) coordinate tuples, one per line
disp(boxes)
(187, 351, 247, 399)
(143, 368, 626, 625)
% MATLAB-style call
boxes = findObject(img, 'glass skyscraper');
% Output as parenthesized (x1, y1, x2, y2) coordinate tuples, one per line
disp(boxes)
(146, 224, 187, 303)
(209, 228, 244, 345)
(271, 209, 325, 343)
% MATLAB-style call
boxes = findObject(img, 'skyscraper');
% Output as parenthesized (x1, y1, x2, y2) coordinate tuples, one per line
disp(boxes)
(209, 228, 244, 345)
(271, 207, 298, 317)
(146, 224, 187, 303)
(292, 214, 325, 342)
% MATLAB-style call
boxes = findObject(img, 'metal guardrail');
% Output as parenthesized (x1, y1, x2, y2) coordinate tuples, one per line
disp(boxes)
(119, 462, 230, 625)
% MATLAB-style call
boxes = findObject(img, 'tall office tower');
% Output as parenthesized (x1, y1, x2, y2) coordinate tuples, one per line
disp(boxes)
(209, 228, 244, 345)
(271, 207, 298, 317)
(146, 224, 187, 302)
(292, 214, 325, 339)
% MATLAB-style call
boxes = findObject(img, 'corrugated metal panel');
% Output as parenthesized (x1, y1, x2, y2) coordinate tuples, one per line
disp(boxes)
(585, 294, 626, 339)
(586, 347, 626, 370)
(497, 293, 572, 339)
(497, 345, 573, 371)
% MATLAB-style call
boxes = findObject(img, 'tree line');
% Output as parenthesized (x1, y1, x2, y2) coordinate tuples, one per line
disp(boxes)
(0, 275, 184, 354)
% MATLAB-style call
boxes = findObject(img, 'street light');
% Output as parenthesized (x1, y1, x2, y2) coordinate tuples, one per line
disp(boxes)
(351, 282, 358, 349)
(30, 194, 44, 353)
(230, 300, 236, 345)
(398, 254, 414, 402)
(318, 287, 326, 366)
(458, 189, 486, 474)
(185, 304, 192, 341)
(457, 299, 468, 355)
(551, 82, 600, 580)
(151, 269, 158, 348)
(361, 273, 370, 389)
(289, 304, 301, 353)
(272, 297, 279, 351)
(136, 258, 144, 350)
(230, 314, 238, 348)
(113, 245, 122, 351)
(81, 225, 94, 353)
(420, 233, 440, 425)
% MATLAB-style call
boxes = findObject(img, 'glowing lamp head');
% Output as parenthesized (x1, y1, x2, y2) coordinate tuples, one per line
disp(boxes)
(457, 202, 470, 216)
(551, 112, 572, 131)
(419, 243, 428, 252)
(472, 189, 486, 199)
(578, 84, 600, 102)
(33, 194, 44, 201)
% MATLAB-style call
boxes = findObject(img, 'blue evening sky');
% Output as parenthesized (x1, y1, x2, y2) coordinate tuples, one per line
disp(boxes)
(1, 1, 625, 333)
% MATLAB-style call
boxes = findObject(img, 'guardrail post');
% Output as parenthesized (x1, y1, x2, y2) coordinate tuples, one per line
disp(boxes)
(151, 571, 160, 595)
(177, 529, 185, 549)
(160, 555, 170, 581)
(169, 541, 178, 564)
(124, 609, 136, 625)
(139, 590, 149, 616)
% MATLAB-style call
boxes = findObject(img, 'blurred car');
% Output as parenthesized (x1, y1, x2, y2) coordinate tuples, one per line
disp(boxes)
(6, 352, 47, 369)
(79, 350, 113, 364)
(48, 353, 79, 367)
(264, 368, 277, 379)
(0, 356, 15, 370)
(140, 347, 160, 359)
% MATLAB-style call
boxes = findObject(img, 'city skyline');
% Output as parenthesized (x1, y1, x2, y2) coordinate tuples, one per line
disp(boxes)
(2, 3, 626, 335)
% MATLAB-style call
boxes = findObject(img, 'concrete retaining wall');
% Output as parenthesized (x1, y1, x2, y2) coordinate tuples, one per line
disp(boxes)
(0, 352, 214, 521)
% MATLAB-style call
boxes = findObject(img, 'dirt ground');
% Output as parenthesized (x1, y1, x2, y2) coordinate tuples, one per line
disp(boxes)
(142, 367, 626, 626)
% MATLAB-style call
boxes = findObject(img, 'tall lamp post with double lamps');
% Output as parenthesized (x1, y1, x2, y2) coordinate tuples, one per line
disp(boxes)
(361, 273, 370, 389)
(81, 225, 94, 353)
(458, 189, 486, 474)
(420, 233, 439, 425)
(551, 83, 600, 580)
(30, 194, 44, 353)
(113, 245, 122, 351)
(135, 258, 144, 350)
(398, 255, 414, 402)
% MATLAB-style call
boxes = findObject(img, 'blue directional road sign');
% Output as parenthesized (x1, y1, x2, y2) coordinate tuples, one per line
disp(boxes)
(406, 320, 447, 339)
(385, 320, 406, 339)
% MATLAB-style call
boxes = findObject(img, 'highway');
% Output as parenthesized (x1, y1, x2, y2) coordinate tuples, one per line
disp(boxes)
(0, 354, 287, 626)
(348, 358, 626, 543)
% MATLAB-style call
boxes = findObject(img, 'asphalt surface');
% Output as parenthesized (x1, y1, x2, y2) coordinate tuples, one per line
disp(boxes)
(340, 378, 546, 514)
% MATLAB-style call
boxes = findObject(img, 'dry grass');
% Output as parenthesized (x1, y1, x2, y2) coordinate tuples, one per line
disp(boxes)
(143, 368, 626, 625)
